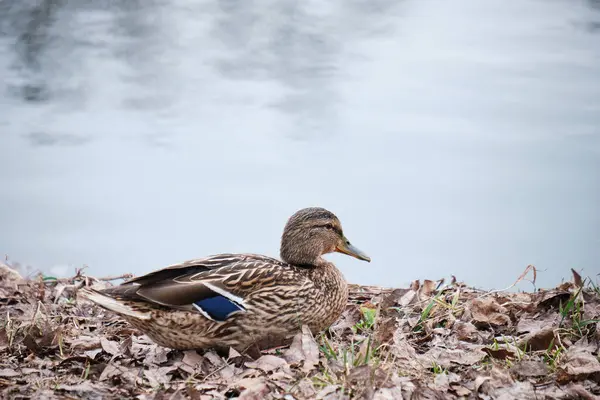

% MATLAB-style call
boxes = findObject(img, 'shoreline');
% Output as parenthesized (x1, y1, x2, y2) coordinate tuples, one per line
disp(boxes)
(1, 263, 599, 399)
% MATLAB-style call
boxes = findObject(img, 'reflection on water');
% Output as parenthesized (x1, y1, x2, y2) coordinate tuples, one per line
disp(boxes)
(1, 0, 599, 289)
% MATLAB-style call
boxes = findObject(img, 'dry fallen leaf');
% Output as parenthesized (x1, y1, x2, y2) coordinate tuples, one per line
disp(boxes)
(560, 347, 600, 378)
(420, 279, 438, 299)
(245, 355, 287, 373)
(204, 351, 225, 368)
(537, 291, 572, 310)
(391, 336, 424, 375)
(422, 347, 486, 368)
(0, 368, 20, 378)
(0, 263, 23, 282)
(516, 313, 559, 334)
(84, 348, 103, 359)
(571, 268, 583, 288)
(563, 383, 599, 400)
(373, 386, 404, 400)
(316, 385, 340, 400)
(57, 382, 106, 394)
(70, 335, 101, 351)
(294, 378, 317, 399)
(432, 372, 450, 391)
(518, 326, 557, 351)
(283, 326, 319, 373)
(454, 321, 480, 343)
(510, 360, 549, 378)
(20, 368, 42, 375)
(143, 345, 170, 366)
(469, 297, 511, 327)
(182, 350, 204, 369)
(146, 365, 177, 387)
(228, 347, 242, 360)
(235, 377, 270, 400)
(100, 338, 120, 356)
(330, 306, 361, 334)
(583, 301, 600, 322)
(474, 376, 492, 394)
(450, 384, 471, 397)
(490, 381, 536, 399)
(483, 346, 518, 360)
(399, 290, 418, 307)
(0, 329, 8, 350)
(99, 363, 137, 385)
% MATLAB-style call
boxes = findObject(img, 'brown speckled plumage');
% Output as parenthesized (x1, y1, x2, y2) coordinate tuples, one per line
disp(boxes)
(79, 207, 370, 353)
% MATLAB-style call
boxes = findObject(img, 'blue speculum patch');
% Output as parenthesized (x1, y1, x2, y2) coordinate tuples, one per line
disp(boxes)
(194, 295, 244, 321)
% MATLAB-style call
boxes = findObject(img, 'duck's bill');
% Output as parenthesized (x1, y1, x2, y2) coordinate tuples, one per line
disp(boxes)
(336, 238, 371, 262)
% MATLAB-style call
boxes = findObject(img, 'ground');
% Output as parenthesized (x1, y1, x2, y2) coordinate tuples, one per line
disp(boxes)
(1, 262, 599, 399)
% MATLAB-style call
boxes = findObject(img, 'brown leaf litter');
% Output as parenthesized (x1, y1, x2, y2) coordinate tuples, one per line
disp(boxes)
(1, 262, 600, 399)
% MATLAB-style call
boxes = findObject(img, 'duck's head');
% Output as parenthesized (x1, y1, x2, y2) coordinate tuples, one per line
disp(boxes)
(280, 207, 371, 266)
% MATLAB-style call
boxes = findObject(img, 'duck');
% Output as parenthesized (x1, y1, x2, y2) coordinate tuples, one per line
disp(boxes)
(79, 207, 370, 354)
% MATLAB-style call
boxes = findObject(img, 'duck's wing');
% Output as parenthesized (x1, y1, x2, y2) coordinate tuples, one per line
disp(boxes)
(102, 254, 290, 321)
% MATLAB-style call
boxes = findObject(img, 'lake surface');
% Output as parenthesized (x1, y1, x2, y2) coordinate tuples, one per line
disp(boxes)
(1, 0, 599, 290)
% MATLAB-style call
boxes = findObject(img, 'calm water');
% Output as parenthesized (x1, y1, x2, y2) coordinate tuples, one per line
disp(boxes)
(1, 0, 599, 290)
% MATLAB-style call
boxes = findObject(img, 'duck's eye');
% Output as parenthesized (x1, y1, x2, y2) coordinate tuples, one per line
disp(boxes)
(325, 224, 334, 230)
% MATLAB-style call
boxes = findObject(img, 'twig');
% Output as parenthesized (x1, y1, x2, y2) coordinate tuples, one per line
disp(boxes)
(96, 273, 134, 281)
(201, 364, 229, 382)
(476, 265, 537, 299)
(27, 301, 42, 335)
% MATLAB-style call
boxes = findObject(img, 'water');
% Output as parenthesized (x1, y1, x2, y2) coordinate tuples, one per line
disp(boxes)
(1, 0, 599, 290)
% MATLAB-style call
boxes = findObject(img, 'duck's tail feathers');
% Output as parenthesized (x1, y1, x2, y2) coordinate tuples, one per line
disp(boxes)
(78, 288, 151, 320)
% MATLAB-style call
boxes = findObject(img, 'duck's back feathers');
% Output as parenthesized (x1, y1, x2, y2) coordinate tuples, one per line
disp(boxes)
(99, 253, 296, 321)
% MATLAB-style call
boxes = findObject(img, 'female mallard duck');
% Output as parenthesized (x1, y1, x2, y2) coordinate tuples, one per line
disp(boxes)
(79, 207, 370, 353)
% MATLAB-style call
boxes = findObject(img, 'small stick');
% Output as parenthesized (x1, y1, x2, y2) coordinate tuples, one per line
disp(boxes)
(27, 301, 42, 335)
(476, 264, 537, 299)
(96, 273, 134, 281)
